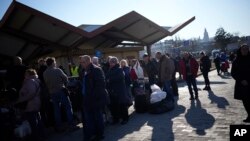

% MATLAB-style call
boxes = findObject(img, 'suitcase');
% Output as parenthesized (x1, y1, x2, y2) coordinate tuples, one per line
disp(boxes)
(133, 79, 149, 113)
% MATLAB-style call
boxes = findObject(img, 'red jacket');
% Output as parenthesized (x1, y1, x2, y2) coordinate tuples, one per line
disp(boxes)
(179, 58, 199, 80)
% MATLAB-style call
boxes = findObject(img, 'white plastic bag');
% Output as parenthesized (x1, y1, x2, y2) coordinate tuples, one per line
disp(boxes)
(150, 84, 161, 93)
(150, 91, 167, 104)
(14, 120, 32, 138)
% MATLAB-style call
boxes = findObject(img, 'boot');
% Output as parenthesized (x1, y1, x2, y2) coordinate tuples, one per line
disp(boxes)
(203, 86, 208, 90)
(206, 86, 211, 91)
(189, 94, 194, 100)
(195, 94, 199, 99)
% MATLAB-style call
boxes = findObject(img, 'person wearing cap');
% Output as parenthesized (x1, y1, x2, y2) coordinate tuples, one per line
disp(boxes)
(200, 51, 211, 90)
(231, 44, 250, 123)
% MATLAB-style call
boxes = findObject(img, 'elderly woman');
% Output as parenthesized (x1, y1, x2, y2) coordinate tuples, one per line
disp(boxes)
(231, 44, 250, 123)
(92, 56, 100, 67)
(120, 59, 133, 106)
(16, 69, 44, 140)
(106, 57, 130, 125)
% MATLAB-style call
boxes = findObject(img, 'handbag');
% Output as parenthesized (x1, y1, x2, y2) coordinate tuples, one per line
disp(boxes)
(14, 120, 32, 138)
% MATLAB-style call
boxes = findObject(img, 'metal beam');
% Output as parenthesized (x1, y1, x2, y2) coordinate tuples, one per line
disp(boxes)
(141, 30, 159, 40)
(16, 42, 29, 56)
(19, 15, 34, 30)
(1, 27, 68, 49)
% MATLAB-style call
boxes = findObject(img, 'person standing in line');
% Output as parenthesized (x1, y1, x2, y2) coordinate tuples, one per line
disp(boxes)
(167, 53, 179, 97)
(141, 53, 158, 85)
(130, 59, 144, 97)
(92, 56, 101, 67)
(175, 55, 182, 80)
(155, 52, 175, 98)
(69, 63, 79, 77)
(200, 51, 211, 90)
(106, 57, 130, 125)
(6, 56, 28, 92)
(79, 55, 108, 141)
(15, 69, 44, 141)
(43, 57, 75, 132)
(231, 44, 250, 123)
(120, 59, 133, 106)
(213, 54, 221, 75)
(229, 51, 236, 63)
(179, 52, 199, 100)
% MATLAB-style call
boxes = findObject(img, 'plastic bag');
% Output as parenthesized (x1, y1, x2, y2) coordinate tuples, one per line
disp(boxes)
(150, 84, 161, 93)
(14, 120, 32, 138)
(150, 91, 167, 104)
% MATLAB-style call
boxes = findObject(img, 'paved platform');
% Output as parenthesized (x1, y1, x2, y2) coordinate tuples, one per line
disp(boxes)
(46, 69, 249, 141)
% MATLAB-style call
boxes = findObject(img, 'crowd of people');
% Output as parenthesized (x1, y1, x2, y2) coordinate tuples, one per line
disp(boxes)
(0, 44, 249, 141)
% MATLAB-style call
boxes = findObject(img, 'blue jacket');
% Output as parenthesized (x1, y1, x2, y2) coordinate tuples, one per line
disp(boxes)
(122, 66, 131, 86)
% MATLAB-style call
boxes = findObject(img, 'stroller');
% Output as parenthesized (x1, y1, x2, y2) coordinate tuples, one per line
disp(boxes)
(220, 61, 229, 75)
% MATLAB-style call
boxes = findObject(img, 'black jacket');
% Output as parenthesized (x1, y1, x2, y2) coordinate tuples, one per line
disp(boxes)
(82, 63, 109, 111)
(200, 55, 211, 72)
(106, 64, 129, 104)
(231, 49, 250, 100)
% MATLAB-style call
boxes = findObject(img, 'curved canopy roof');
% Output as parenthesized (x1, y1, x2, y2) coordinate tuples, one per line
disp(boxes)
(0, 1, 195, 64)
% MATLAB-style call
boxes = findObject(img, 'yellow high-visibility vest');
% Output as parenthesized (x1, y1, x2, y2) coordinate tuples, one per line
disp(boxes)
(70, 66, 79, 77)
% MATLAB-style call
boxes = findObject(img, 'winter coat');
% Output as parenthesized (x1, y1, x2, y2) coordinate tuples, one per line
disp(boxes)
(17, 75, 41, 112)
(122, 66, 132, 86)
(231, 50, 250, 100)
(200, 55, 211, 72)
(82, 63, 109, 111)
(43, 66, 68, 94)
(142, 60, 158, 84)
(106, 64, 130, 105)
(179, 57, 199, 80)
(158, 55, 175, 83)
(213, 56, 221, 68)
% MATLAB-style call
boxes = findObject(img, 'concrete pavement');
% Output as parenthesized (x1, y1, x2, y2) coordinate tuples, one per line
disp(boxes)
(46, 69, 249, 141)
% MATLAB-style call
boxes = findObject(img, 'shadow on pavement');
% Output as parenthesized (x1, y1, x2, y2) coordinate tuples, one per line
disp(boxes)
(147, 100, 186, 141)
(103, 98, 186, 141)
(219, 74, 232, 79)
(207, 90, 229, 109)
(177, 80, 227, 88)
(196, 81, 227, 85)
(185, 99, 215, 136)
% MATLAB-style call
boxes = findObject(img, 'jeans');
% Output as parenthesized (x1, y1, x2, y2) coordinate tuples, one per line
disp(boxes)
(51, 89, 74, 128)
(24, 112, 44, 140)
(186, 75, 198, 97)
(82, 109, 104, 141)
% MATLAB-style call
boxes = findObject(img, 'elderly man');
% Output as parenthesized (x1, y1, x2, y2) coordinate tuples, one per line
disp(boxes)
(43, 57, 74, 132)
(79, 55, 108, 141)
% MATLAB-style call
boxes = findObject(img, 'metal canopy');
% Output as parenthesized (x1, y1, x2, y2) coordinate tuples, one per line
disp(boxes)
(77, 11, 195, 49)
(0, 1, 195, 64)
(0, 1, 89, 63)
